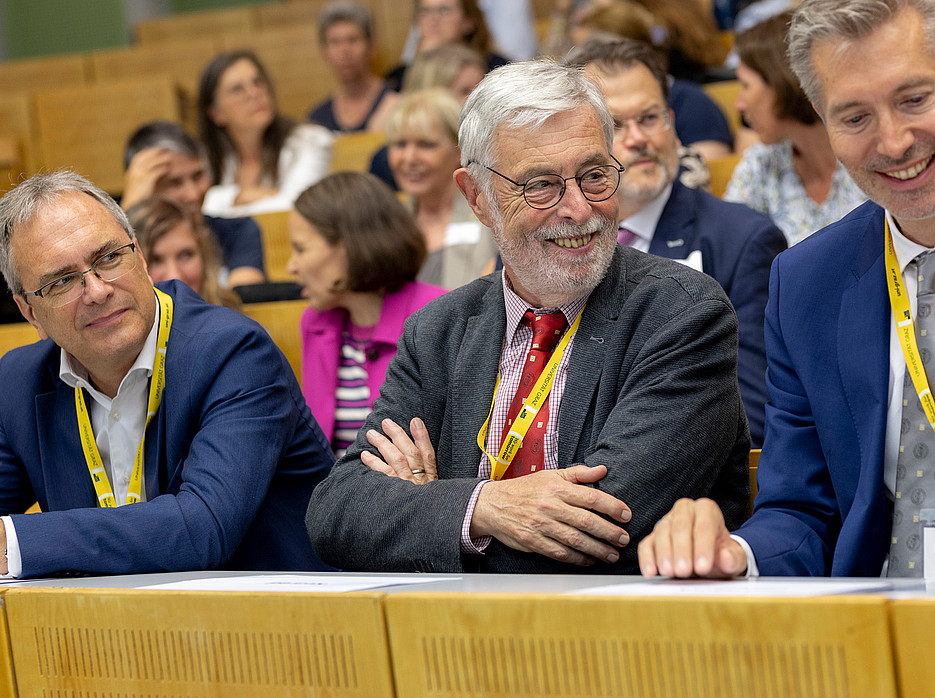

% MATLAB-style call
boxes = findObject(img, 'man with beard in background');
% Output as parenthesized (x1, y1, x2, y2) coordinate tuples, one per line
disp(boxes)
(567, 37, 787, 447)
(306, 59, 750, 574)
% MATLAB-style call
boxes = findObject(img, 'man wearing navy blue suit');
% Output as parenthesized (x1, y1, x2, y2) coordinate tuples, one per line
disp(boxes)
(0, 171, 333, 578)
(567, 38, 787, 447)
(640, 0, 935, 578)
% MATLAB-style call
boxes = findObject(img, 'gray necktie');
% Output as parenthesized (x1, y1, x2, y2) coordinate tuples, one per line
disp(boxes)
(889, 251, 935, 577)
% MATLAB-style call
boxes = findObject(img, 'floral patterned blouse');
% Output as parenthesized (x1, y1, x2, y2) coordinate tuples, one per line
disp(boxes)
(724, 141, 867, 246)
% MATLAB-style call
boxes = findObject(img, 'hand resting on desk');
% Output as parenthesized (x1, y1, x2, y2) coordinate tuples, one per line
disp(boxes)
(638, 497, 747, 578)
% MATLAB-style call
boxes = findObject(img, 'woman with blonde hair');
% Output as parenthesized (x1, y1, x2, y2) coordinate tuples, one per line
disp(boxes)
(386, 88, 497, 289)
(127, 195, 241, 309)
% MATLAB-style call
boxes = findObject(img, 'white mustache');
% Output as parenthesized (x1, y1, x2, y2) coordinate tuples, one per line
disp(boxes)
(536, 215, 613, 242)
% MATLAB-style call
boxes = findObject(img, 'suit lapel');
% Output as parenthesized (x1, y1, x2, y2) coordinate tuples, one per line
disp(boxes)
(837, 213, 889, 477)
(649, 182, 697, 260)
(449, 281, 507, 478)
(36, 386, 97, 510)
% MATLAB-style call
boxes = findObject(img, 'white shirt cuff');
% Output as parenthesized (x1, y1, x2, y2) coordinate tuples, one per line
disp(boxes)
(2, 516, 22, 579)
(730, 533, 758, 578)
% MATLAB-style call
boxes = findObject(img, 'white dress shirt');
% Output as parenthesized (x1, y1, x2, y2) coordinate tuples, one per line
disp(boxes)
(618, 183, 672, 253)
(738, 210, 924, 577)
(2, 315, 158, 578)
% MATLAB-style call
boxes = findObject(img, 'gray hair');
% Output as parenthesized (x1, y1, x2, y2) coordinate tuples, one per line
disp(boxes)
(788, 0, 935, 109)
(0, 170, 134, 295)
(458, 59, 615, 202)
(318, 0, 373, 43)
(124, 120, 205, 171)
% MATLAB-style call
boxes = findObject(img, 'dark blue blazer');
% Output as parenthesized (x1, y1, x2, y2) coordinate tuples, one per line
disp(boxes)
(649, 180, 787, 446)
(0, 281, 334, 577)
(738, 201, 892, 576)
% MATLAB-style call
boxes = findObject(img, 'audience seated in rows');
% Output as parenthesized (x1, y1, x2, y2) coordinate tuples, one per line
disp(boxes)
(370, 43, 486, 190)
(384, 0, 508, 92)
(288, 172, 446, 457)
(198, 50, 333, 217)
(723, 12, 866, 246)
(386, 88, 498, 290)
(122, 120, 266, 287)
(308, 0, 400, 133)
(126, 195, 242, 309)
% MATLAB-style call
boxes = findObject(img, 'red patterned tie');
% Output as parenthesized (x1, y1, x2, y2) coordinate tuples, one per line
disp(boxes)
(500, 310, 567, 479)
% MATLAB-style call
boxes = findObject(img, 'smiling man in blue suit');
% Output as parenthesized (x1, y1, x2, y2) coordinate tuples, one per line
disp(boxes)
(0, 170, 333, 578)
(567, 38, 788, 447)
(640, 0, 935, 579)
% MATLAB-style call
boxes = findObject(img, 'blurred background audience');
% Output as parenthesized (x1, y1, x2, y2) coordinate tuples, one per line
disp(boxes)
(198, 49, 333, 217)
(385, 88, 497, 289)
(127, 194, 242, 309)
(308, 1, 399, 133)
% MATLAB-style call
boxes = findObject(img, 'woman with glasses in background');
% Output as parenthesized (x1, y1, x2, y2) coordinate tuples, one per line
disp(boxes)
(198, 50, 333, 218)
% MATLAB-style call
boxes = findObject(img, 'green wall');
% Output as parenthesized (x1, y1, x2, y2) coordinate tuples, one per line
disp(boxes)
(2, 1, 129, 59)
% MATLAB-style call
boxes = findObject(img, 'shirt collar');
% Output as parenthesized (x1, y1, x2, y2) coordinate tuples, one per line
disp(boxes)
(619, 182, 674, 244)
(887, 210, 934, 274)
(500, 270, 589, 348)
(60, 299, 160, 404)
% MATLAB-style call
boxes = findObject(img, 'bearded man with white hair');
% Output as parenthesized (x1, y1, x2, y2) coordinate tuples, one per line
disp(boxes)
(307, 59, 749, 574)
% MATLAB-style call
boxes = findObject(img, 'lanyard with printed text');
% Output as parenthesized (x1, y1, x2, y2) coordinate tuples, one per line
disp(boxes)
(76, 288, 173, 507)
(475, 306, 584, 481)
(885, 219, 935, 431)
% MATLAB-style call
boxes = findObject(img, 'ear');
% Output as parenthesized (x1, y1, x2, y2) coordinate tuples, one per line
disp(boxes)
(206, 105, 226, 127)
(13, 295, 49, 341)
(454, 167, 496, 228)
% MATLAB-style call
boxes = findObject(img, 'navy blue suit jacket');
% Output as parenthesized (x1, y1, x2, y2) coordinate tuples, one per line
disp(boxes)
(0, 281, 333, 577)
(738, 201, 893, 576)
(649, 181, 787, 445)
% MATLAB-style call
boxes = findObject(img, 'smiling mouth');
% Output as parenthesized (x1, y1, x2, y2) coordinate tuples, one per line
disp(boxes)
(552, 233, 593, 249)
(886, 155, 933, 180)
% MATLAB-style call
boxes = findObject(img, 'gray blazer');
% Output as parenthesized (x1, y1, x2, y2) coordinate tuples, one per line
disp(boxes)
(307, 246, 750, 573)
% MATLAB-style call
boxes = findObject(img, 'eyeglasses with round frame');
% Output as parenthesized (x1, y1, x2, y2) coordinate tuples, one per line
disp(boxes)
(473, 155, 626, 210)
(615, 108, 671, 137)
(23, 241, 140, 308)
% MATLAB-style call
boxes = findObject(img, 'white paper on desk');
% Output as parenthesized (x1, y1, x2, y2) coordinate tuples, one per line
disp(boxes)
(568, 579, 892, 598)
(139, 575, 454, 593)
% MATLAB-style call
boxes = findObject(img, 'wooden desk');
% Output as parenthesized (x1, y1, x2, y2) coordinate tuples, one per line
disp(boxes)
(3, 585, 394, 697)
(0, 573, 925, 697)
(385, 591, 896, 698)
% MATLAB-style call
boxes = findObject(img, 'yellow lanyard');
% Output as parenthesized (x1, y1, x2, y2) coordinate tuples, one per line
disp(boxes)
(75, 288, 173, 507)
(476, 306, 584, 481)
(885, 220, 935, 431)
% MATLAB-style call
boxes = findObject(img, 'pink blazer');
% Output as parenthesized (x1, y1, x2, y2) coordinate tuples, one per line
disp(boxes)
(300, 281, 447, 442)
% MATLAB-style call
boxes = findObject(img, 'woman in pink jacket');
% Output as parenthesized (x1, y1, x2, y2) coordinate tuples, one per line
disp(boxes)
(288, 171, 447, 456)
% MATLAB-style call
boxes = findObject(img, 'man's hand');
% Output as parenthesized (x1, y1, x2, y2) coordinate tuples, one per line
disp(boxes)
(470, 465, 631, 566)
(360, 418, 438, 485)
(122, 148, 173, 210)
(637, 498, 747, 578)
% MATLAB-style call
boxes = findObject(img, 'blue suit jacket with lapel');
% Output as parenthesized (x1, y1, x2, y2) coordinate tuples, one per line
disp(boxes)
(649, 180, 787, 446)
(308, 246, 751, 574)
(0, 281, 334, 577)
(738, 201, 892, 576)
